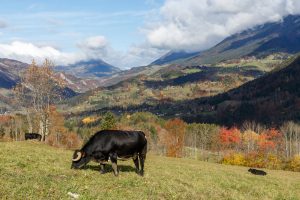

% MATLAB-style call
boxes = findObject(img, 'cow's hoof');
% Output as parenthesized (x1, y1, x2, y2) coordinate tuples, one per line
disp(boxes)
(100, 170, 106, 174)
(139, 172, 144, 176)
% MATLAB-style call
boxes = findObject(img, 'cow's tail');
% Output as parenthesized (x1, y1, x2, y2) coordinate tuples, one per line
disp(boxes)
(142, 141, 147, 158)
(141, 135, 147, 159)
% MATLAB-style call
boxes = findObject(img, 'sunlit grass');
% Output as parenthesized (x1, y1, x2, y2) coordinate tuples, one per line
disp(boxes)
(0, 141, 299, 199)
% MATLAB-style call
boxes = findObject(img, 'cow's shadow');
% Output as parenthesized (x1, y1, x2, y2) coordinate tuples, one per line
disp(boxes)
(85, 164, 136, 173)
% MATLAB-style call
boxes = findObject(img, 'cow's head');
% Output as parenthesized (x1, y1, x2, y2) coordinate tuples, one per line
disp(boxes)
(71, 150, 89, 169)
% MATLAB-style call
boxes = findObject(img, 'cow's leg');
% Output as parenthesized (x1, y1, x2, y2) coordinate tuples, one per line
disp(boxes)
(138, 144, 147, 176)
(138, 154, 145, 176)
(109, 153, 119, 176)
(100, 162, 106, 174)
(133, 155, 139, 174)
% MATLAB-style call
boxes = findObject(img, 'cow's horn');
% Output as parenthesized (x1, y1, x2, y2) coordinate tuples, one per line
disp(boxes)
(72, 151, 82, 161)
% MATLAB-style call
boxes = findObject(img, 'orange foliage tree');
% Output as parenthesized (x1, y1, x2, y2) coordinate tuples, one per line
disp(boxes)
(162, 118, 186, 157)
(258, 128, 283, 154)
(219, 127, 241, 150)
(46, 106, 81, 149)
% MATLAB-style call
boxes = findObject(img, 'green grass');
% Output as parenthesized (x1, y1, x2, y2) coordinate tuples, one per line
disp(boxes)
(1, 142, 300, 200)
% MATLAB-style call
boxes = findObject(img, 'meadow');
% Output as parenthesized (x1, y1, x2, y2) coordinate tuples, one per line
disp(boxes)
(0, 141, 300, 200)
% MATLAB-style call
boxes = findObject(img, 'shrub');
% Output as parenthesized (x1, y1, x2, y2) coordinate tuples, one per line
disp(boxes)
(244, 152, 266, 168)
(222, 153, 246, 166)
(224, 152, 283, 169)
(265, 154, 282, 170)
(46, 132, 82, 149)
(61, 132, 82, 149)
(0, 126, 5, 138)
(286, 155, 300, 172)
(46, 133, 59, 147)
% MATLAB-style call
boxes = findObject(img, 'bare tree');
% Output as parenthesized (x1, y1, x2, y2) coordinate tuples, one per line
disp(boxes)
(241, 121, 266, 135)
(15, 59, 64, 141)
(280, 121, 300, 159)
(14, 83, 33, 133)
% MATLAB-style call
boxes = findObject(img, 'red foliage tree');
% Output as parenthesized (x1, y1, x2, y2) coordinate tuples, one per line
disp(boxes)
(219, 127, 241, 150)
(258, 128, 283, 154)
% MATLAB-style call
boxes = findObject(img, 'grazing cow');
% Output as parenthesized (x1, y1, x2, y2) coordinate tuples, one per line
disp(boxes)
(248, 168, 267, 176)
(25, 133, 42, 141)
(71, 130, 147, 176)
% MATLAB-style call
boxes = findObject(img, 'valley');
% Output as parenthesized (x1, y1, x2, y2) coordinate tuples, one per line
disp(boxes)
(1, 13, 300, 177)
(2, 2, 300, 200)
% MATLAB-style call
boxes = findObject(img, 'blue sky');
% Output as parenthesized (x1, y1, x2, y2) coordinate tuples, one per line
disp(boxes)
(0, 0, 299, 69)
(0, 0, 162, 52)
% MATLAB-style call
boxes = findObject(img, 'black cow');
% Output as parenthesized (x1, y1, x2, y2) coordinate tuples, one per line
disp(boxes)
(25, 133, 42, 141)
(248, 168, 267, 176)
(71, 130, 147, 176)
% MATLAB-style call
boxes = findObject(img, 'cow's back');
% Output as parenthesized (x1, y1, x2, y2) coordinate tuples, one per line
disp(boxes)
(82, 130, 147, 156)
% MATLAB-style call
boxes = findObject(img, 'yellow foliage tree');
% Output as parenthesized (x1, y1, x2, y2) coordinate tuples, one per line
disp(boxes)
(243, 130, 259, 153)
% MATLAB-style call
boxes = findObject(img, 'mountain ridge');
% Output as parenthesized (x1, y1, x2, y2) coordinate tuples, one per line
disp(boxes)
(184, 15, 300, 66)
(56, 59, 120, 78)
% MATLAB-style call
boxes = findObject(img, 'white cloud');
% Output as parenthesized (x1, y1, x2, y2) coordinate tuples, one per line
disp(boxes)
(78, 36, 110, 58)
(115, 44, 166, 69)
(79, 36, 108, 50)
(77, 36, 165, 69)
(0, 41, 81, 65)
(0, 37, 162, 69)
(145, 0, 300, 51)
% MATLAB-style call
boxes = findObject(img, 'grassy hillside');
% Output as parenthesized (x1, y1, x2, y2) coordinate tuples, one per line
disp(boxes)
(1, 142, 300, 199)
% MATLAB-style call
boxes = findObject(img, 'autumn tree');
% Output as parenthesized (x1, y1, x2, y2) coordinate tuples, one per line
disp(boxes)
(48, 105, 66, 142)
(258, 128, 283, 155)
(219, 127, 241, 150)
(162, 118, 186, 157)
(15, 59, 64, 141)
(242, 130, 259, 153)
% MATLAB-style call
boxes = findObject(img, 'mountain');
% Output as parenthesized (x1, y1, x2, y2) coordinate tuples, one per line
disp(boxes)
(174, 15, 300, 66)
(131, 55, 300, 126)
(0, 58, 28, 89)
(55, 72, 106, 92)
(0, 59, 29, 110)
(0, 58, 80, 111)
(73, 15, 300, 88)
(56, 59, 120, 78)
(150, 50, 200, 65)
(0, 57, 119, 93)
(206, 54, 300, 125)
(81, 55, 300, 126)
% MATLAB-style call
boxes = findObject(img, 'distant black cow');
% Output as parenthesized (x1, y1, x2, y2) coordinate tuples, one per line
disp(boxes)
(248, 168, 267, 176)
(71, 130, 147, 176)
(25, 133, 42, 141)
